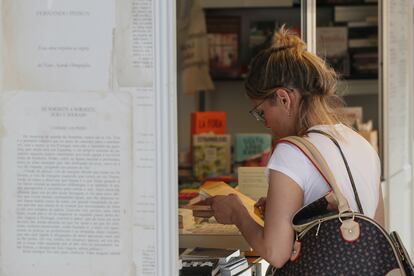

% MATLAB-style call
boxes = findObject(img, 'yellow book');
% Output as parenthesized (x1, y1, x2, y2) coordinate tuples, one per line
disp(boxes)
(199, 181, 264, 227)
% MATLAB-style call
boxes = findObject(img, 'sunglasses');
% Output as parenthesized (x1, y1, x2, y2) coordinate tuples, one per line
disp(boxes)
(248, 87, 294, 122)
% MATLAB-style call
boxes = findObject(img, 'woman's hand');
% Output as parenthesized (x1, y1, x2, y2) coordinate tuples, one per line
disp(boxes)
(254, 197, 267, 218)
(205, 194, 245, 225)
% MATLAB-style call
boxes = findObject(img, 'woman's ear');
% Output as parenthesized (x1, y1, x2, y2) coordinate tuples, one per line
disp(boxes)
(275, 88, 291, 108)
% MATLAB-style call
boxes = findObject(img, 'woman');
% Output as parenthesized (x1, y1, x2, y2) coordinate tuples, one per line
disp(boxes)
(204, 27, 384, 268)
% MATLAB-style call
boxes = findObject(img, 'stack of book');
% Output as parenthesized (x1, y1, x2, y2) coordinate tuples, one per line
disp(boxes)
(180, 247, 249, 276)
(179, 181, 202, 207)
(219, 256, 249, 276)
(333, 5, 378, 78)
(180, 258, 220, 276)
(180, 247, 241, 264)
(179, 208, 195, 229)
(190, 112, 231, 181)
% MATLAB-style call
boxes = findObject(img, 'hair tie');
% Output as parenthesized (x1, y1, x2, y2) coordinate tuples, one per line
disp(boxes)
(270, 45, 295, 52)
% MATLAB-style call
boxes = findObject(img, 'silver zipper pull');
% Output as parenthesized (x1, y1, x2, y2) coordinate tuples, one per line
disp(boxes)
(315, 220, 322, 237)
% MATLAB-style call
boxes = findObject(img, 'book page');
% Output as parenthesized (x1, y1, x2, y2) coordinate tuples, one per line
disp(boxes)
(0, 1, 3, 89)
(2, 0, 114, 91)
(115, 0, 153, 87)
(237, 167, 268, 201)
(0, 91, 132, 276)
(122, 87, 157, 276)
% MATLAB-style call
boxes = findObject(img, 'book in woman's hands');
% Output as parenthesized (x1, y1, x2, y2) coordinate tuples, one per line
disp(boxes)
(198, 181, 264, 227)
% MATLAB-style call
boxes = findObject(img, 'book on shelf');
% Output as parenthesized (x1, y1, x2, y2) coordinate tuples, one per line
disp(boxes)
(192, 134, 231, 180)
(316, 26, 350, 76)
(198, 181, 264, 227)
(348, 21, 377, 27)
(191, 111, 226, 135)
(352, 52, 378, 60)
(206, 16, 241, 79)
(348, 38, 378, 48)
(334, 6, 377, 23)
(351, 51, 378, 76)
(180, 247, 240, 265)
(233, 133, 272, 168)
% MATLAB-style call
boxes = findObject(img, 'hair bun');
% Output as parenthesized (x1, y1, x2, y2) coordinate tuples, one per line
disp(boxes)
(270, 25, 306, 53)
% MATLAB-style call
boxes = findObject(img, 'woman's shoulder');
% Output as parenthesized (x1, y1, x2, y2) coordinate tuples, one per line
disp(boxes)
(307, 123, 370, 146)
(307, 123, 380, 166)
(269, 140, 314, 170)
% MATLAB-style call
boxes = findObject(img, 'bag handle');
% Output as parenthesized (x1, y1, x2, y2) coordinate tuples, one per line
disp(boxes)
(278, 136, 352, 214)
(307, 129, 364, 214)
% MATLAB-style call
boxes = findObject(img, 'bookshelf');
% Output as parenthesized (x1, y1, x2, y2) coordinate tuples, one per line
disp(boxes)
(316, 2, 379, 80)
(176, 2, 381, 270)
(177, 0, 382, 155)
(203, 7, 301, 81)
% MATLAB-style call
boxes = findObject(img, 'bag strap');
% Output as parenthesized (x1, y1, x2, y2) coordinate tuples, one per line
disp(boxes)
(307, 129, 364, 214)
(278, 136, 352, 214)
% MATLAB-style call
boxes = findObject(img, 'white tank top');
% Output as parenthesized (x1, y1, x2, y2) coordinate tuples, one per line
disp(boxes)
(266, 124, 381, 218)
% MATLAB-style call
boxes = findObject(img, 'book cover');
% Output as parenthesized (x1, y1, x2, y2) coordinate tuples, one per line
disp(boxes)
(191, 112, 226, 135)
(192, 134, 231, 180)
(233, 133, 272, 167)
(206, 16, 241, 79)
(198, 181, 264, 227)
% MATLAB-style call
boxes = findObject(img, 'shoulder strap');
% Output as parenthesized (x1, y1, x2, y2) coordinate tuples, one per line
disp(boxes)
(307, 129, 364, 214)
(278, 136, 352, 214)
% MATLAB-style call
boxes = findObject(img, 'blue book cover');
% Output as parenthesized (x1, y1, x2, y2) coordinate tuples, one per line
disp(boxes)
(233, 134, 272, 166)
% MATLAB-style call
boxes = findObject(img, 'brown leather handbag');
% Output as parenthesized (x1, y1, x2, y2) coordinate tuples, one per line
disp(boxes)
(266, 131, 414, 276)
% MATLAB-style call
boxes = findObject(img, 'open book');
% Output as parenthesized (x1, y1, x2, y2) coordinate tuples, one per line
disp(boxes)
(198, 181, 264, 227)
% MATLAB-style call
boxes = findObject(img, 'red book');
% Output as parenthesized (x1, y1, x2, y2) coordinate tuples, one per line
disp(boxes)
(191, 111, 226, 135)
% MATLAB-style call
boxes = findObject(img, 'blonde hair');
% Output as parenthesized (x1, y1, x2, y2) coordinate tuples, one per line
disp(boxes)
(245, 26, 345, 136)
